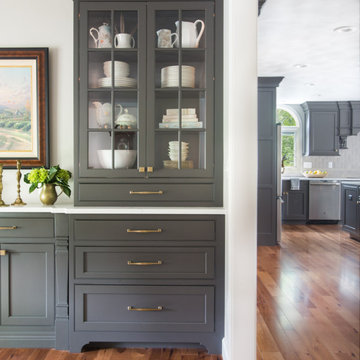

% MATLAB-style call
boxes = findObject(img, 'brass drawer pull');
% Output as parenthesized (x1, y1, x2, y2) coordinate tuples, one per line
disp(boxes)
(127, 228, 162, 233)
(0, 226, 17, 230)
(127, 260, 163, 266)
(0, 250, 7, 256)
(127, 306, 163, 311)
(129, 191, 163, 195)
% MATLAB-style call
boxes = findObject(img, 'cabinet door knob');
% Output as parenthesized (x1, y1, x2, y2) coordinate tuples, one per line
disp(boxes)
(0, 250, 7, 256)
(147, 166, 153, 173)
(138, 167, 145, 173)
(127, 306, 163, 311)
(348, 194, 353, 200)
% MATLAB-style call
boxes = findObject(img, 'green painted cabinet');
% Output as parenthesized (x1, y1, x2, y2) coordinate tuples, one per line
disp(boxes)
(74, 0, 223, 206)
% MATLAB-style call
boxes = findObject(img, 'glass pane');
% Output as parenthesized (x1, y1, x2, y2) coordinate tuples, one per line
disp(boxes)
(89, 92, 112, 129)
(114, 132, 138, 169)
(180, 10, 206, 49)
(114, 92, 138, 130)
(88, 52, 112, 89)
(88, 132, 111, 169)
(155, 132, 180, 170)
(282, 133, 295, 167)
(180, 132, 205, 170)
(182, 51, 205, 88)
(156, 52, 178, 89)
(155, 10, 179, 49)
(180, 91, 205, 129)
(156, 91, 179, 129)
(113, 52, 137, 88)
(88, 11, 112, 49)
(114, 11, 138, 49)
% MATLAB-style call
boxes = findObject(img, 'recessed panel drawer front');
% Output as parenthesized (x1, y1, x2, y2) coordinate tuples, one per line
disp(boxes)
(78, 183, 215, 204)
(75, 247, 214, 279)
(75, 285, 214, 333)
(74, 220, 215, 241)
(0, 218, 53, 238)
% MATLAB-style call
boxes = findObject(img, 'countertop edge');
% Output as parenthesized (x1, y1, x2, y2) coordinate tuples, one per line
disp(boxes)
(0, 205, 227, 215)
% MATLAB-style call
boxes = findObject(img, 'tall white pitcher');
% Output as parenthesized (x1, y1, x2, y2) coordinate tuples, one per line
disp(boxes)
(174, 20, 205, 48)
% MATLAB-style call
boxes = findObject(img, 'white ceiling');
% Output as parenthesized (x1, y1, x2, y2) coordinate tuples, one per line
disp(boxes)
(258, 0, 360, 104)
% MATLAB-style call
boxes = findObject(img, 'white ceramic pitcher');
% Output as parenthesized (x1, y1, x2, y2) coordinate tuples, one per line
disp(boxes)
(174, 20, 205, 48)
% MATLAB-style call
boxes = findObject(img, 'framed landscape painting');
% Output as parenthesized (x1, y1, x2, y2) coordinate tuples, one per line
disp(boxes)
(0, 48, 49, 168)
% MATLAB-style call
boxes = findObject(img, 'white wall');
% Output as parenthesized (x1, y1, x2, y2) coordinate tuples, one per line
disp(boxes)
(0, 1, 258, 359)
(0, 0, 73, 204)
(223, 0, 258, 359)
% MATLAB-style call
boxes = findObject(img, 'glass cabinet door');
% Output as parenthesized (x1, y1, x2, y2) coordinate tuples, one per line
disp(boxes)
(146, 2, 214, 178)
(78, 3, 146, 177)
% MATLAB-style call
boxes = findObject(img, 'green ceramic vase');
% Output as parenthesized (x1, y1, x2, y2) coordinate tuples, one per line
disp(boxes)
(40, 184, 58, 205)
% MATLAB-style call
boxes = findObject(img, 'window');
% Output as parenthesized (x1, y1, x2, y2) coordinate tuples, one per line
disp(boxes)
(277, 107, 301, 171)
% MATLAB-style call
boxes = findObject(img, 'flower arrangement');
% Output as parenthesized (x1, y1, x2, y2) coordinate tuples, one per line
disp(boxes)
(24, 165, 72, 198)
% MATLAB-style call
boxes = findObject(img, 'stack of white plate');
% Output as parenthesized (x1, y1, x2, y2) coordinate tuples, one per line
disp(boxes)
(168, 141, 189, 161)
(161, 65, 195, 88)
(98, 76, 137, 88)
(159, 108, 203, 128)
(99, 60, 136, 88)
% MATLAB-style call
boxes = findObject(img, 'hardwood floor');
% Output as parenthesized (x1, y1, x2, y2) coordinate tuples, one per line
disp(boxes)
(257, 224, 360, 360)
(0, 348, 221, 360)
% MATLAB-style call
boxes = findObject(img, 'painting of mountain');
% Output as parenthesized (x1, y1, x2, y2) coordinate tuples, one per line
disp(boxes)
(0, 65, 32, 152)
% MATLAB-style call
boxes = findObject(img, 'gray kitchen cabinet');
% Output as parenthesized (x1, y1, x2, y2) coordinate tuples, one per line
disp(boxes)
(73, 0, 223, 206)
(350, 101, 360, 135)
(0, 214, 56, 347)
(342, 182, 360, 241)
(301, 102, 339, 156)
(257, 77, 283, 246)
(68, 214, 225, 354)
(281, 180, 309, 222)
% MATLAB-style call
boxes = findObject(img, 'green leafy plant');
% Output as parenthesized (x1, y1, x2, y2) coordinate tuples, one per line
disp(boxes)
(24, 165, 72, 197)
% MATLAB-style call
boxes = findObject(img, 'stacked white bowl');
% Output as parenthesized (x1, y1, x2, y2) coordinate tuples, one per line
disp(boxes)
(168, 141, 189, 161)
(161, 65, 195, 88)
(98, 61, 136, 88)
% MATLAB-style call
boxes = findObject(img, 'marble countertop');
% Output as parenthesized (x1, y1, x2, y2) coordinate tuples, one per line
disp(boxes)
(0, 204, 227, 214)
(282, 177, 360, 181)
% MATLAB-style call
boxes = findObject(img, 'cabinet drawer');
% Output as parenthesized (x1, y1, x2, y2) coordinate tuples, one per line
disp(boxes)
(75, 285, 214, 333)
(78, 183, 215, 205)
(73, 219, 215, 241)
(75, 247, 214, 279)
(0, 218, 53, 238)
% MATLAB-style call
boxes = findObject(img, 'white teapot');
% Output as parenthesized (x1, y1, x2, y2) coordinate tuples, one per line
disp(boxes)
(174, 20, 205, 48)
(92, 102, 112, 128)
(115, 105, 137, 129)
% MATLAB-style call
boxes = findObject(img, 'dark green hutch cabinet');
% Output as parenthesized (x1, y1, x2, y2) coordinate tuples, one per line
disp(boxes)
(74, 0, 223, 206)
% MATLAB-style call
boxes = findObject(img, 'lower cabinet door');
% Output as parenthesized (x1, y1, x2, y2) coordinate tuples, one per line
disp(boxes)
(75, 285, 214, 333)
(0, 244, 54, 326)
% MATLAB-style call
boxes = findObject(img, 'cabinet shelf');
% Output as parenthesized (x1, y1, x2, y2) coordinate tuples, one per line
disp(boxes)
(155, 128, 205, 132)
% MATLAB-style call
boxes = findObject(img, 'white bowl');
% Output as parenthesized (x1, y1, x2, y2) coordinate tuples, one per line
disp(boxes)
(97, 149, 136, 169)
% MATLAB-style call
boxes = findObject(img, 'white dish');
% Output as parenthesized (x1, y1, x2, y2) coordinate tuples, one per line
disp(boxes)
(97, 149, 137, 169)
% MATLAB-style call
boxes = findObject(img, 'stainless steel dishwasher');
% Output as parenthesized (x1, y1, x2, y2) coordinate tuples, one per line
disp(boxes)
(309, 180, 341, 220)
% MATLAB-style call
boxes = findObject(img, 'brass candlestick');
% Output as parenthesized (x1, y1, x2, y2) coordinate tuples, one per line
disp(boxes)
(11, 160, 26, 206)
(0, 164, 9, 207)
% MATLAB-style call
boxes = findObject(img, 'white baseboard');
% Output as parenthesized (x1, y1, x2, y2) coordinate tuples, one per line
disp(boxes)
(222, 337, 229, 360)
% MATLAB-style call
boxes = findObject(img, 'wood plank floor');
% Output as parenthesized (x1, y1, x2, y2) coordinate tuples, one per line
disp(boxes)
(0, 348, 221, 360)
(257, 224, 360, 360)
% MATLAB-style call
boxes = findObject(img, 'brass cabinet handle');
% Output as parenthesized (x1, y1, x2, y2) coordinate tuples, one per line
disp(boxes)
(127, 260, 163, 266)
(0, 250, 7, 256)
(127, 306, 163, 311)
(139, 167, 145, 173)
(127, 228, 162, 233)
(0, 226, 17, 230)
(129, 190, 163, 195)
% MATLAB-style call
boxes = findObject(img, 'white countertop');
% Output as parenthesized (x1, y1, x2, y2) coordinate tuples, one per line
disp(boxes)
(0, 204, 227, 215)
(282, 177, 360, 181)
